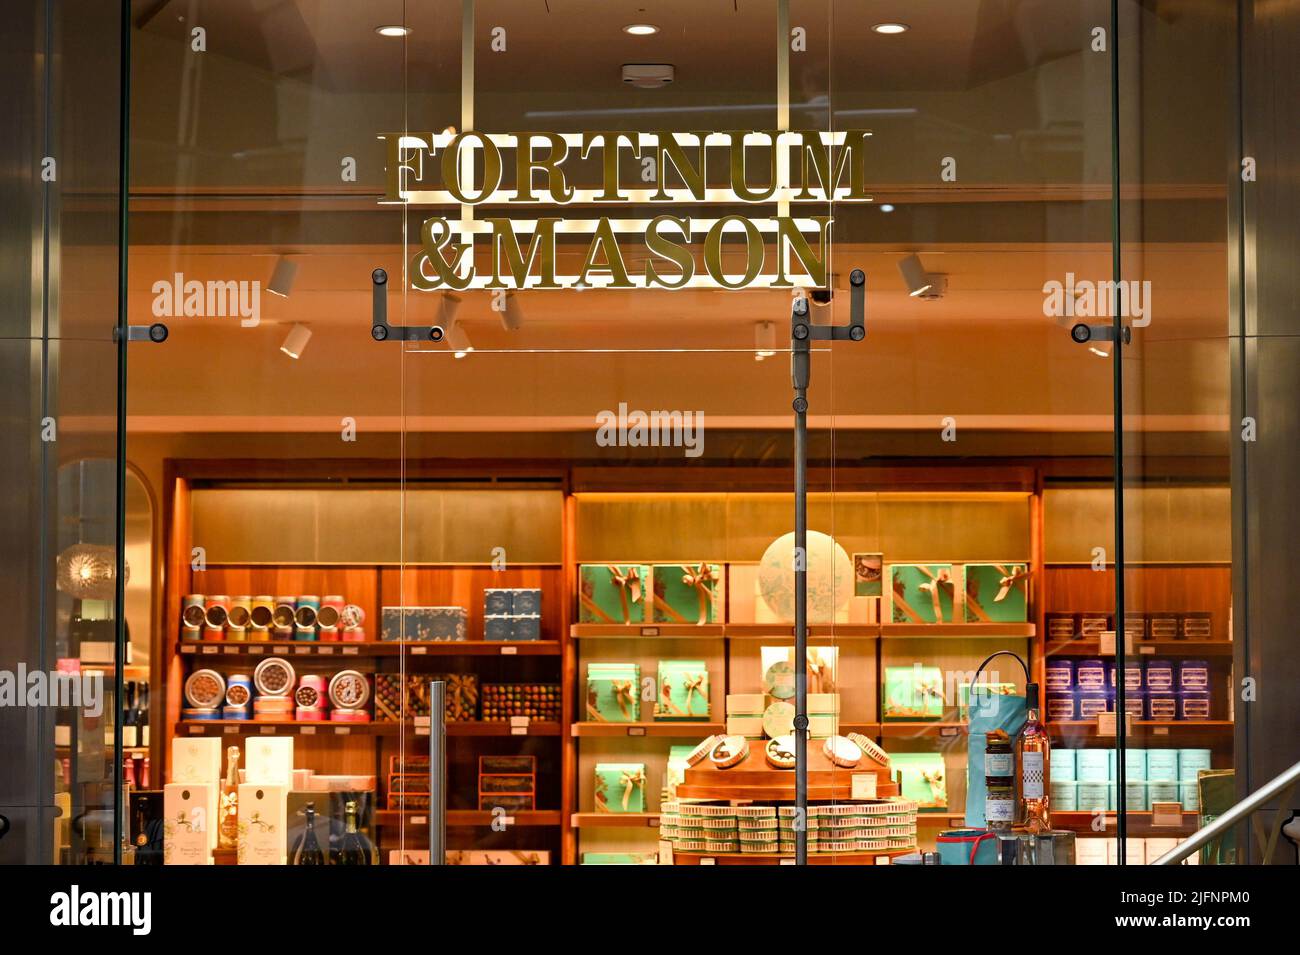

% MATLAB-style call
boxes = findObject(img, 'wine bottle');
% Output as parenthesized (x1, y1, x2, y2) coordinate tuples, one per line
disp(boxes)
(335, 799, 369, 865)
(135, 681, 150, 747)
(121, 681, 138, 748)
(219, 746, 240, 850)
(1017, 682, 1051, 833)
(294, 802, 326, 865)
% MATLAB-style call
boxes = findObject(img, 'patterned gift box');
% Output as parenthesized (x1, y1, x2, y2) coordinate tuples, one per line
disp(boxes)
(888, 563, 956, 623)
(374, 673, 477, 722)
(653, 659, 710, 720)
(883, 664, 946, 721)
(380, 606, 467, 642)
(890, 753, 948, 811)
(961, 562, 1030, 623)
(586, 662, 640, 722)
(578, 564, 649, 624)
(594, 763, 647, 813)
(651, 562, 723, 624)
(853, 553, 884, 597)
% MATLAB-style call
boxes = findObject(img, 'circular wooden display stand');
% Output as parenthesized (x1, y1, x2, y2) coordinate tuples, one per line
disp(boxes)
(671, 744, 912, 865)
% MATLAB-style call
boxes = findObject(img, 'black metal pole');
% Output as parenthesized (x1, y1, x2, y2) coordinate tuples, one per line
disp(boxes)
(791, 298, 811, 864)
(429, 680, 446, 864)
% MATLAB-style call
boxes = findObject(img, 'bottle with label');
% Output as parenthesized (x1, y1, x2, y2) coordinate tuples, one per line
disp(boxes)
(135, 681, 151, 747)
(121, 681, 138, 748)
(984, 729, 1015, 830)
(1017, 682, 1051, 832)
(219, 745, 240, 849)
(294, 802, 326, 865)
(335, 799, 369, 865)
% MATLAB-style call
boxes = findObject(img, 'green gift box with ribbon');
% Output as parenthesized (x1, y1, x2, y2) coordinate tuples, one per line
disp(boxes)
(888, 563, 956, 624)
(883, 664, 946, 721)
(585, 662, 641, 722)
(962, 562, 1030, 623)
(653, 660, 710, 721)
(594, 762, 647, 813)
(890, 752, 948, 811)
(579, 564, 649, 625)
(651, 562, 723, 624)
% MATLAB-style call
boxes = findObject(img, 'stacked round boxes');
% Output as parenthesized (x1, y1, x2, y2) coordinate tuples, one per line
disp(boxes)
(698, 804, 739, 854)
(736, 805, 778, 854)
(672, 801, 712, 853)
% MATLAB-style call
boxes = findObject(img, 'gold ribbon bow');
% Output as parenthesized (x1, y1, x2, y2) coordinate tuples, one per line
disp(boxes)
(612, 680, 635, 718)
(921, 769, 945, 801)
(444, 674, 478, 720)
(608, 565, 643, 623)
(916, 567, 952, 622)
(682, 673, 706, 716)
(917, 679, 945, 706)
(619, 768, 646, 811)
(680, 563, 717, 624)
(994, 565, 1030, 603)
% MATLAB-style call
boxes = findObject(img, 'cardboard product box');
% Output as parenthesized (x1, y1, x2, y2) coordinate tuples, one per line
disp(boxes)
(237, 783, 288, 865)
(887, 563, 956, 624)
(163, 782, 218, 865)
(171, 737, 223, 785)
(585, 662, 641, 722)
(961, 562, 1030, 623)
(594, 763, 647, 813)
(245, 737, 294, 789)
(380, 606, 467, 642)
(651, 562, 723, 624)
(653, 659, 710, 720)
(578, 564, 649, 624)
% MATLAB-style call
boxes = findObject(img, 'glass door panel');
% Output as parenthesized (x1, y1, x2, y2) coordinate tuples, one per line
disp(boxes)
(127, 1, 408, 867)
(827, 0, 1119, 865)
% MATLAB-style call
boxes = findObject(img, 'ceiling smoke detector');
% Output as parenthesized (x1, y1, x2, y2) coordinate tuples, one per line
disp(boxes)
(622, 64, 674, 89)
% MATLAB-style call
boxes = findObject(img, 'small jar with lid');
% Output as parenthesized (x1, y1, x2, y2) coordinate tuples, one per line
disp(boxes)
(984, 730, 1015, 784)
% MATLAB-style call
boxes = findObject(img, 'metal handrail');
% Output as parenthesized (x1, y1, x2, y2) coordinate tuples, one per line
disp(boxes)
(1151, 758, 1300, 865)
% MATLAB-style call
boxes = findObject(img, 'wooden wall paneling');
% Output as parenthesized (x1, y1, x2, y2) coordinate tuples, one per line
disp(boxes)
(378, 565, 563, 642)
(161, 469, 191, 782)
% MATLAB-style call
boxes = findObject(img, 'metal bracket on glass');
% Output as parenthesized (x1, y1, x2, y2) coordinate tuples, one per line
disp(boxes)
(1069, 322, 1131, 346)
(790, 268, 866, 866)
(371, 268, 445, 342)
(116, 322, 168, 343)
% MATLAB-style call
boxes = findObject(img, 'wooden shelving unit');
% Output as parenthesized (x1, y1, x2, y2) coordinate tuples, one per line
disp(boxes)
(376, 810, 563, 828)
(571, 721, 723, 738)
(178, 640, 561, 657)
(155, 461, 1233, 865)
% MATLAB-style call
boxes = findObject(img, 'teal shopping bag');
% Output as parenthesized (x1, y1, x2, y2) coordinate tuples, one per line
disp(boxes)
(937, 828, 1000, 865)
(965, 651, 1030, 827)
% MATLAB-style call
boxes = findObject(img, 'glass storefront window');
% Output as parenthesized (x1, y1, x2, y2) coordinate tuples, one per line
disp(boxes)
(5, 0, 1298, 898)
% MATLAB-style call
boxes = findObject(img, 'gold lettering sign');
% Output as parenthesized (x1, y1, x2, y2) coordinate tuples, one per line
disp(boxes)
(379, 130, 871, 291)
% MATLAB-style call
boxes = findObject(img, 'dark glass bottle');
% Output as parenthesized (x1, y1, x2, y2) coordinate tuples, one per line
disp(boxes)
(121, 681, 138, 748)
(135, 681, 151, 747)
(293, 802, 326, 865)
(335, 800, 369, 865)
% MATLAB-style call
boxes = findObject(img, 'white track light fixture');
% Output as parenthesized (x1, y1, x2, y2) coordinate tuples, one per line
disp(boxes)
(500, 293, 523, 331)
(438, 292, 461, 328)
(897, 253, 947, 299)
(280, 323, 312, 359)
(444, 319, 473, 358)
(754, 321, 777, 361)
(267, 256, 298, 298)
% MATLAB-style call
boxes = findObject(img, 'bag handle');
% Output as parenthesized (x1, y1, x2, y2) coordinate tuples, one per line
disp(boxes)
(937, 830, 1000, 865)
(971, 650, 1029, 703)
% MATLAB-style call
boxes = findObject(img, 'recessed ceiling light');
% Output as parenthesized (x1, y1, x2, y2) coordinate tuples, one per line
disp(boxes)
(623, 23, 659, 36)
(879, 203, 895, 213)
(375, 25, 411, 37)
(872, 23, 909, 35)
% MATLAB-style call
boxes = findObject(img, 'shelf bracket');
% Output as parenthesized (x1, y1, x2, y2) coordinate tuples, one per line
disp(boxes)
(791, 269, 866, 866)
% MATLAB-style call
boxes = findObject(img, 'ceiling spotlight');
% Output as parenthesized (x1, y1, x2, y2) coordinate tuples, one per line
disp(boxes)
(879, 203, 895, 213)
(754, 321, 777, 361)
(280, 323, 312, 359)
(266, 256, 298, 298)
(897, 253, 946, 300)
(500, 292, 523, 331)
(872, 23, 909, 35)
(623, 23, 659, 36)
(375, 25, 411, 37)
(444, 320, 473, 358)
